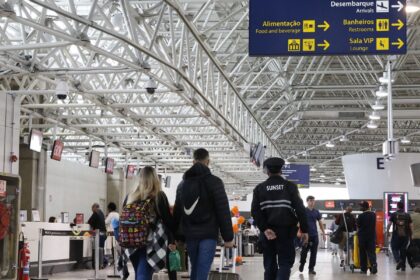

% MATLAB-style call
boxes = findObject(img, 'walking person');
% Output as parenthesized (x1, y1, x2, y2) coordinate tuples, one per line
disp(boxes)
(251, 157, 309, 280)
(173, 148, 234, 280)
(329, 218, 339, 256)
(357, 201, 378, 274)
(122, 166, 176, 280)
(387, 201, 413, 271)
(407, 207, 420, 268)
(299, 196, 326, 275)
(336, 206, 356, 267)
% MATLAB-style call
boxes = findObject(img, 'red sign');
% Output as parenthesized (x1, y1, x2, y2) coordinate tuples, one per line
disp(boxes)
(325, 201, 335, 209)
(0, 180, 6, 198)
(51, 139, 64, 161)
(75, 213, 84, 224)
(105, 158, 115, 174)
(126, 165, 135, 179)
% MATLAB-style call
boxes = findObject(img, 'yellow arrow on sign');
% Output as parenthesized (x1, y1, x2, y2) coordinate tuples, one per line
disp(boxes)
(317, 40, 330, 50)
(391, 19, 404, 30)
(317, 21, 330, 32)
(392, 38, 404, 49)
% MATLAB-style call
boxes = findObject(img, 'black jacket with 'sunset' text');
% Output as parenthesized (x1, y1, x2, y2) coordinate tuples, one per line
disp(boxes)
(251, 175, 308, 233)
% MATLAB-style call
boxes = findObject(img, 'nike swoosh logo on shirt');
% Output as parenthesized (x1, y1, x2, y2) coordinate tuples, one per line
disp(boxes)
(184, 197, 200, 215)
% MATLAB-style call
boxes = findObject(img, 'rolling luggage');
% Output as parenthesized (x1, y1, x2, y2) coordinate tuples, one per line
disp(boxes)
(209, 247, 241, 280)
(243, 243, 254, 257)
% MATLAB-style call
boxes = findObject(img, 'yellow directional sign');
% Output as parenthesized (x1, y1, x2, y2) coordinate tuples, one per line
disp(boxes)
(288, 39, 301, 51)
(392, 38, 404, 49)
(317, 21, 330, 32)
(391, 19, 404, 30)
(303, 39, 316, 51)
(303, 20, 316, 33)
(376, 38, 389, 51)
(317, 40, 330, 51)
(376, 19, 389, 32)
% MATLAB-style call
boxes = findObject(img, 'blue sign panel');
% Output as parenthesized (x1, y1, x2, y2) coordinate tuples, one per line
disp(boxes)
(249, 0, 407, 56)
(282, 164, 310, 188)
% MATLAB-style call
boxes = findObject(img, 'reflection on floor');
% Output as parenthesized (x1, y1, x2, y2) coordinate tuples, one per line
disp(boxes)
(45, 249, 420, 279)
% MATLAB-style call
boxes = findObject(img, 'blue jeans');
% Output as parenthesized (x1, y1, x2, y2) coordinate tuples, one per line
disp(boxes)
(186, 239, 217, 280)
(130, 248, 153, 280)
(391, 234, 409, 268)
(262, 229, 296, 280)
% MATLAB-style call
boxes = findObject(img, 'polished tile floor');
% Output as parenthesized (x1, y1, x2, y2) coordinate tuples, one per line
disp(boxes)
(44, 250, 420, 279)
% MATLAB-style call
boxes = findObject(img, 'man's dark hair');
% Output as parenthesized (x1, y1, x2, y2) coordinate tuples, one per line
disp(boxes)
(193, 148, 209, 161)
(397, 202, 404, 210)
(107, 202, 117, 212)
(306, 195, 315, 201)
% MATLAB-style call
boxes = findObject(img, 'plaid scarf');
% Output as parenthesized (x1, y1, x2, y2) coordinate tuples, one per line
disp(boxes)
(117, 220, 168, 278)
(147, 219, 168, 272)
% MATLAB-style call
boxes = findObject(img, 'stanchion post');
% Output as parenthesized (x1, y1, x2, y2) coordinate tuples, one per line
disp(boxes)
(88, 229, 105, 280)
(32, 229, 48, 280)
(107, 234, 119, 278)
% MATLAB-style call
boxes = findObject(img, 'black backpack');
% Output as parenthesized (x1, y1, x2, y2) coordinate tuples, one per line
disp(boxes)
(181, 176, 213, 224)
(395, 213, 410, 237)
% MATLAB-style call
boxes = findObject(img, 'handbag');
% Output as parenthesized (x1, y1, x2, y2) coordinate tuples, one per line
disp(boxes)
(330, 229, 343, 244)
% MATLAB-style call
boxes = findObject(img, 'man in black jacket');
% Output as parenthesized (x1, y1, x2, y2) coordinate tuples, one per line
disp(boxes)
(357, 201, 378, 274)
(88, 203, 107, 269)
(251, 157, 309, 280)
(174, 148, 234, 280)
(386, 201, 413, 271)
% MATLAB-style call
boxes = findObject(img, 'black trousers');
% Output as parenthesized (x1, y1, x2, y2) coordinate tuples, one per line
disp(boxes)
(300, 235, 319, 271)
(166, 249, 177, 280)
(358, 236, 377, 272)
(262, 229, 296, 280)
(391, 234, 409, 268)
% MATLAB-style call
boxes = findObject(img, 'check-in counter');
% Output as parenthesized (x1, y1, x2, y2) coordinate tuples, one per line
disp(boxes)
(21, 222, 93, 274)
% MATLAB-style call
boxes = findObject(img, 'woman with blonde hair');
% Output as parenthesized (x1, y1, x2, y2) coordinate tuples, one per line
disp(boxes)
(123, 166, 175, 280)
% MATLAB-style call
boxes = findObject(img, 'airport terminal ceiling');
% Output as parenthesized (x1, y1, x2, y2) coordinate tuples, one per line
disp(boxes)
(0, 0, 420, 196)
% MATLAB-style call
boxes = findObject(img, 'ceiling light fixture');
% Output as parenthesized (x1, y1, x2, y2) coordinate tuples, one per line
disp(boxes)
(326, 141, 335, 148)
(406, 0, 420, 13)
(375, 86, 388, 97)
(367, 121, 378, 129)
(369, 111, 381, 120)
(320, 174, 326, 178)
(111, 11, 124, 31)
(379, 71, 395, 84)
(339, 135, 349, 142)
(310, 167, 317, 172)
(401, 137, 411, 144)
(371, 100, 385, 110)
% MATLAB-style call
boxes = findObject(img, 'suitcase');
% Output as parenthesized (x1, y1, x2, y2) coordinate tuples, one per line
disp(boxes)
(209, 247, 241, 280)
(243, 243, 254, 257)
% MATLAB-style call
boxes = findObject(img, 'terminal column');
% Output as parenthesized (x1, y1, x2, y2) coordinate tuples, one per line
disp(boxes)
(0, 93, 20, 175)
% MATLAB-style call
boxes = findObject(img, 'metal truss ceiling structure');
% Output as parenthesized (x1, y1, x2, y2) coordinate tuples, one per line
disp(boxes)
(1, 0, 420, 196)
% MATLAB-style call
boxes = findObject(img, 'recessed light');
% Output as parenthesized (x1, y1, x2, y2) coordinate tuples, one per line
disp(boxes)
(339, 135, 349, 142)
(310, 167, 317, 172)
(320, 174, 326, 178)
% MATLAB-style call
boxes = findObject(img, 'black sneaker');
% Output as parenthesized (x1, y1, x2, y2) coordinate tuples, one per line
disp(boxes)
(340, 260, 345, 267)
(370, 265, 378, 274)
(299, 264, 304, 272)
(396, 262, 402, 270)
(401, 267, 406, 272)
(309, 270, 316, 275)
